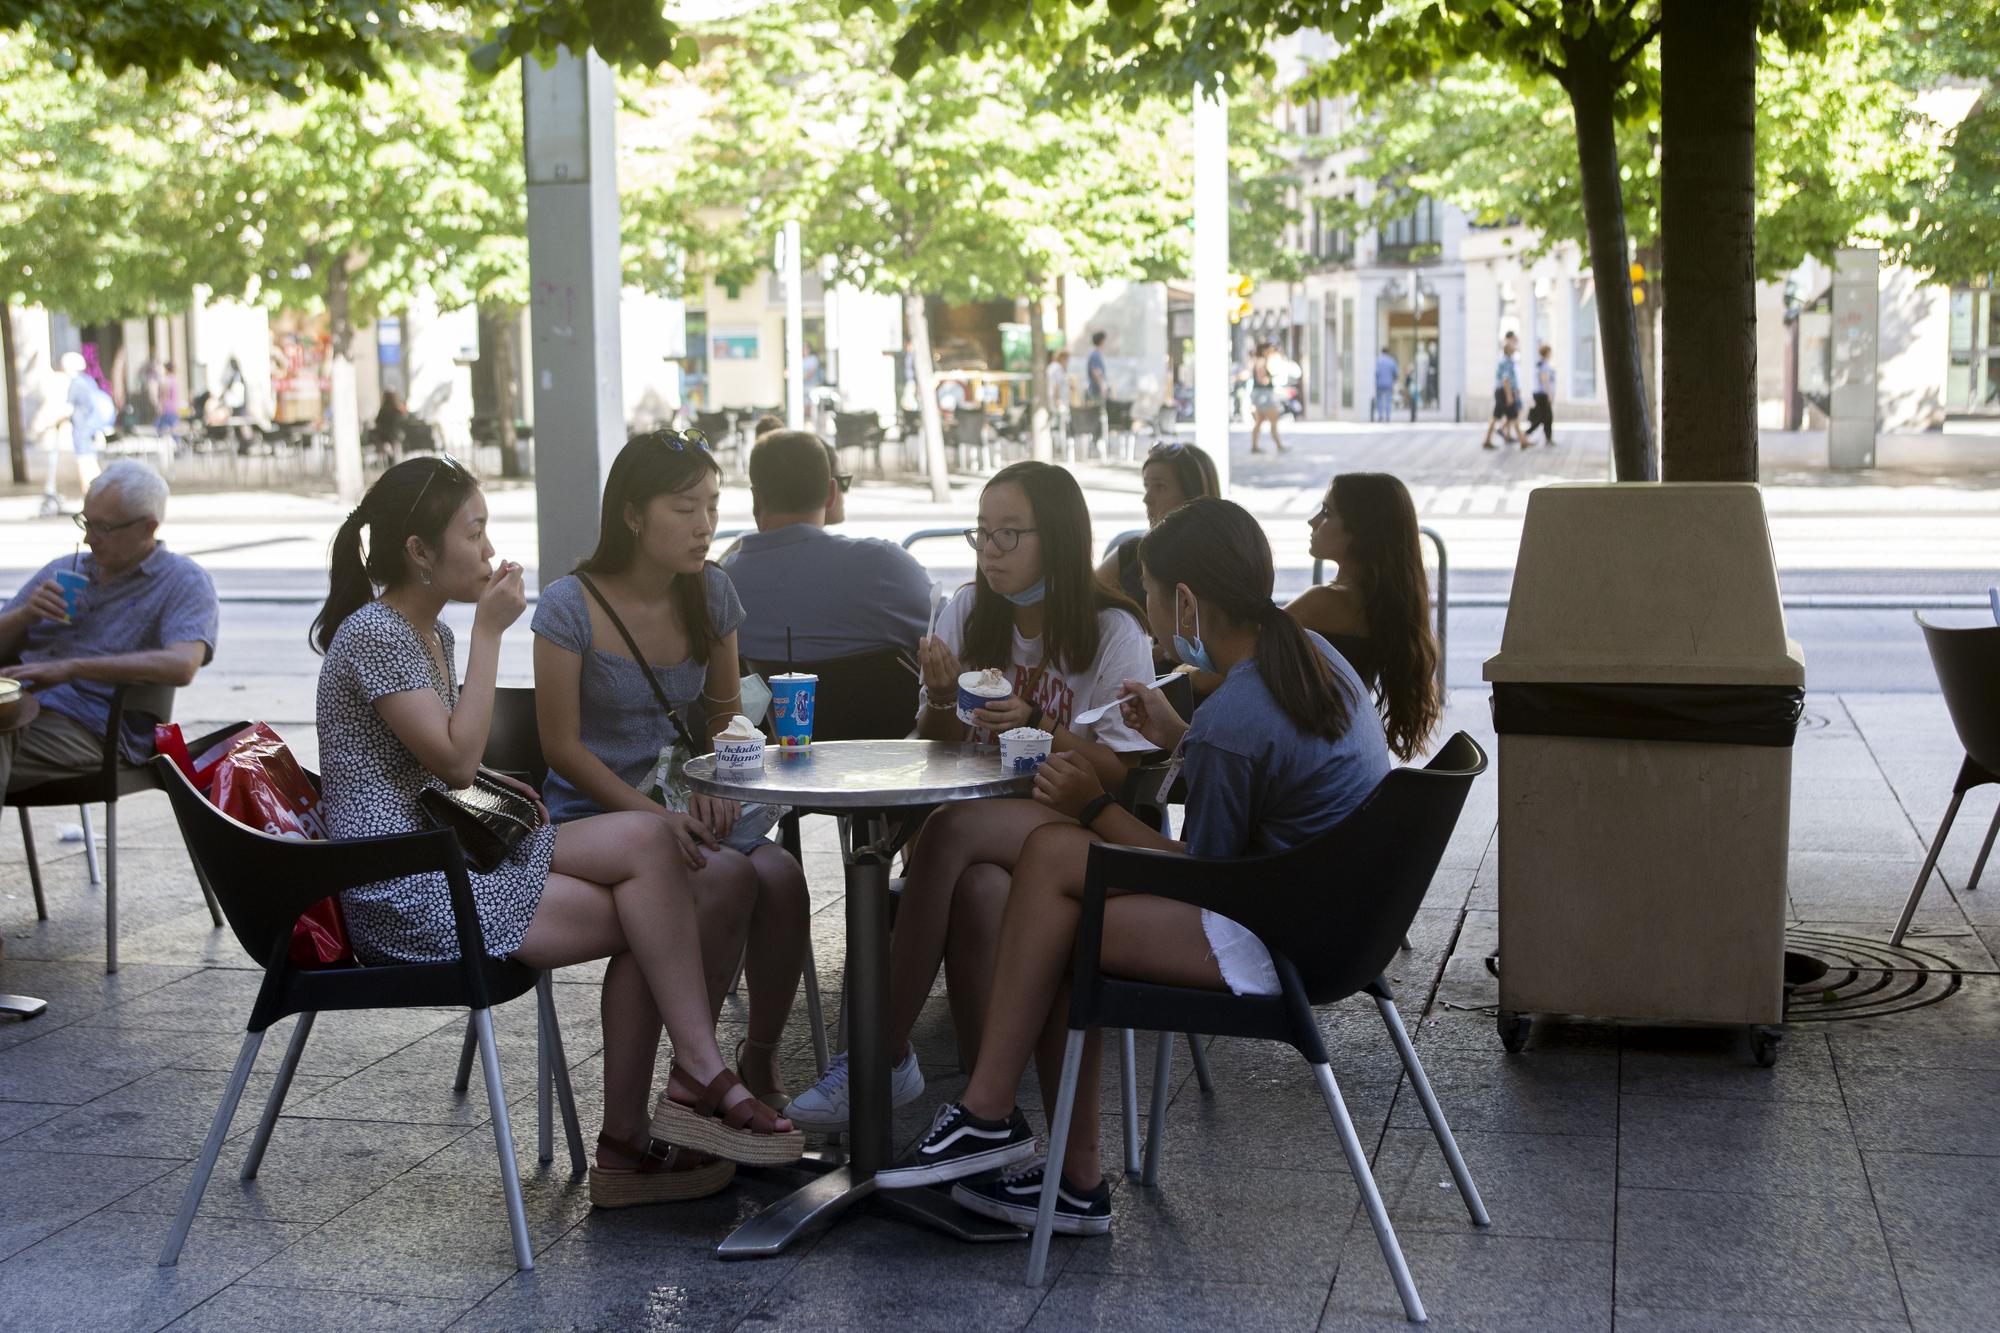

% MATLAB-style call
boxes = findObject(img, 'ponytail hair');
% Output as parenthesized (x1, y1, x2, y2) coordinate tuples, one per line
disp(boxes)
(1140, 497, 1355, 744)
(311, 456, 480, 653)
(1330, 472, 1441, 759)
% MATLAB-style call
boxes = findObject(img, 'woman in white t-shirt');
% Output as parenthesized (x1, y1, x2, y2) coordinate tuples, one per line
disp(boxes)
(785, 461, 1156, 1131)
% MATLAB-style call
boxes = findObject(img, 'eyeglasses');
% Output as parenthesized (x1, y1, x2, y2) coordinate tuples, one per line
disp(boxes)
(643, 427, 711, 453)
(834, 472, 854, 493)
(964, 526, 1038, 553)
(404, 454, 471, 524)
(1149, 440, 1189, 458)
(73, 512, 149, 537)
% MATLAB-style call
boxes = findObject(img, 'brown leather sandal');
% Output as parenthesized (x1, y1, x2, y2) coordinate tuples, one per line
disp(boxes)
(587, 1133, 736, 1209)
(649, 1067, 804, 1166)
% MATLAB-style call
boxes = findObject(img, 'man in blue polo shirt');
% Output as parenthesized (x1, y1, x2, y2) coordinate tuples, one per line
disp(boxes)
(723, 430, 932, 664)
(0, 461, 219, 795)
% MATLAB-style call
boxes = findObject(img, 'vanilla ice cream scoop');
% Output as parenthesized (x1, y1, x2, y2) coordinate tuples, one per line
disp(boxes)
(716, 714, 763, 742)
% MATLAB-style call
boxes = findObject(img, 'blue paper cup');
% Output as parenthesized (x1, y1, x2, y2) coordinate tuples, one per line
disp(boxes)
(769, 673, 818, 750)
(53, 569, 88, 621)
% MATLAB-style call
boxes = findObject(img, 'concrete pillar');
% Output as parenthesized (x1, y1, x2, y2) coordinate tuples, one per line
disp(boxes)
(1193, 88, 1229, 494)
(524, 48, 624, 585)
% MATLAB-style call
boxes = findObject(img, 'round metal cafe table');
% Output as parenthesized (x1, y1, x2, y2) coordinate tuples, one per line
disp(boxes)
(0, 692, 48, 1020)
(685, 739, 1031, 1258)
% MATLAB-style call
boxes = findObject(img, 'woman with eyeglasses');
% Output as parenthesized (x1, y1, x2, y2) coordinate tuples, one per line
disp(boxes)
(1289, 472, 1442, 761)
(532, 431, 810, 1117)
(313, 454, 800, 1214)
(784, 460, 1155, 1133)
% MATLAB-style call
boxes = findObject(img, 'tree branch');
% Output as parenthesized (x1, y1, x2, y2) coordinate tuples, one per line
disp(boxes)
(1483, 8, 1569, 87)
(1611, 18, 1662, 71)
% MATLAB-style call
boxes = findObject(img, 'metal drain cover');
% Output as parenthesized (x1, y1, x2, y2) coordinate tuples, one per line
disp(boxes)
(1782, 928, 1964, 1022)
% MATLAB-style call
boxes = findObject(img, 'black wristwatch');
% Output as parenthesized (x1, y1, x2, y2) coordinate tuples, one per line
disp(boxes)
(1076, 793, 1117, 831)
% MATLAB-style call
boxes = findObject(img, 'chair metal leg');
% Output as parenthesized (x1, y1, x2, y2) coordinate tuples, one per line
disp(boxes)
(537, 975, 586, 1175)
(242, 1012, 316, 1179)
(536, 981, 554, 1165)
(1966, 805, 2000, 893)
(1311, 1060, 1426, 1324)
(1374, 994, 1489, 1227)
(1893, 791, 1964, 946)
(473, 1008, 535, 1271)
(453, 1015, 477, 1093)
(19, 808, 46, 920)
(80, 803, 102, 887)
(1120, 1029, 1141, 1179)
(802, 938, 831, 1078)
(728, 944, 747, 1000)
(1141, 1030, 1173, 1188)
(1187, 1033, 1214, 1095)
(160, 1029, 264, 1266)
(1025, 1028, 1087, 1288)
(103, 802, 118, 975)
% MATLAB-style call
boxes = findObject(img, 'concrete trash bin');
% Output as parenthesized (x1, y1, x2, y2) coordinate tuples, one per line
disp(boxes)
(1483, 483, 1805, 1064)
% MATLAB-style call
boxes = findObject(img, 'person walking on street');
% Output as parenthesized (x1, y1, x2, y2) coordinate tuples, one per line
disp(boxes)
(1482, 333, 1527, 450)
(1372, 347, 1398, 422)
(1525, 343, 1558, 446)
(1248, 342, 1287, 455)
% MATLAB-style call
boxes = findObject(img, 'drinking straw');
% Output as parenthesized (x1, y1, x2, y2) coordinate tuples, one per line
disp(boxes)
(72, 543, 80, 570)
(787, 627, 794, 676)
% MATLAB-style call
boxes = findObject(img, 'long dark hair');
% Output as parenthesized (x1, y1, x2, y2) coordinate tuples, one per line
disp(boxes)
(312, 456, 479, 653)
(576, 430, 727, 666)
(1331, 472, 1441, 759)
(1141, 497, 1356, 744)
(1143, 440, 1220, 510)
(963, 461, 1142, 675)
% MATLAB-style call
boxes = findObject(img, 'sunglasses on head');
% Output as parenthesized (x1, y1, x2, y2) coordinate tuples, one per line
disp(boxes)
(404, 454, 471, 524)
(645, 427, 711, 453)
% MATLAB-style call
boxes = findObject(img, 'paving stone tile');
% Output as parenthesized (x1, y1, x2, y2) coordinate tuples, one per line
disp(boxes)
(0, 1020, 247, 1104)
(1033, 1272, 1329, 1332)
(0, 1098, 66, 1142)
(1864, 1149, 2000, 1332)
(0, 1208, 310, 1333)
(0, 959, 200, 1050)
(1820, 974, 2000, 1070)
(450, 1238, 797, 1333)
(1145, 1066, 1397, 1176)
(164, 1285, 470, 1332)
(7, 1065, 340, 1160)
(1616, 1093, 1870, 1198)
(71, 966, 265, 1033)
(1318, 1230, 1611, 1331)
(1787, 853, 1965, 925)
(1838, 1064, 2000, 1153)
(0, 1147, 182, 1261)
(1368, 1127, 1612, 1241)
(1619, 1027, 1841, 1103)
(1386, 1048, 1617, 1138)
(1614, 1187, 1904, 1320)
(281, 1060, 525, 1127)
(1612, 1309, 1910, 1332)
(1064, 1165, 1355, 1285)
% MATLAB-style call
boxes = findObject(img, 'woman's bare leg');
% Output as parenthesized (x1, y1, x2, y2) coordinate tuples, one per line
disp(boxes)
(1268, 409, 1286, 452)
(883, 798, 1067, 1061)
(943, 862, 1011, 1071)
(738, 842, 809, 1095)
(688, 847, 758, 1018)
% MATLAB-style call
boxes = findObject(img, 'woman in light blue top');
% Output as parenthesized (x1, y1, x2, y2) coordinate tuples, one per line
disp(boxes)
(533, 431, 809, 1110)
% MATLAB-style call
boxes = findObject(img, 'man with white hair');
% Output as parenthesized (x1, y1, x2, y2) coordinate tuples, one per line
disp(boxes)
(0, 461, 219, 796)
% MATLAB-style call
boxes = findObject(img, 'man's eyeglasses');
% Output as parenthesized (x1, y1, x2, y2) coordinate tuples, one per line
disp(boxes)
(404, 453, 471, 525)
(964, 526, 1038, 553)
(834, 472, 854, 493)
(73, 512, 149, 537)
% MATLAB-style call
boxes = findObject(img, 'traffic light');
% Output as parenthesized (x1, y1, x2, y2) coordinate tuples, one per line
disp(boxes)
(1629, 260, 1647, 307)
(1227, 273, 1255, 324)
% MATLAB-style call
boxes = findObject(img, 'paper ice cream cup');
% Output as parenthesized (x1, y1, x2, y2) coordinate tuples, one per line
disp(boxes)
(957, 669, 1013, 726)
(999, 727, 1053, 776)
(714, 736, 765, 774)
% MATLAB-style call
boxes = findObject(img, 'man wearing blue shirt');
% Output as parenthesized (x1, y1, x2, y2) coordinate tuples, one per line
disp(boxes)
(1481, 332, 1527, 450)
(0, 461, 219, 795)
(1373, 347, 1399, 422)
(722, 431, 933, 664)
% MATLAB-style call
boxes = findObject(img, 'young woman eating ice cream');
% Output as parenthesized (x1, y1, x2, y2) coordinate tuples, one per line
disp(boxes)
(785, 461, 1156, 1131)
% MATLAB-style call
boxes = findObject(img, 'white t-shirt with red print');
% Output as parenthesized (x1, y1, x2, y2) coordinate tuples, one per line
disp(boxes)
(925, 583, 1156, 753)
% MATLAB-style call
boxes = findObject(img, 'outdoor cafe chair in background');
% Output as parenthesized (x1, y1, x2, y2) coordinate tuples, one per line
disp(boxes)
(151, 754, 584, 1273)
(1023, 732, 1494, 1324)
(6, 678, 228, 973)
(834, 410, 886, 475)
(1891, 617, 2000, 946)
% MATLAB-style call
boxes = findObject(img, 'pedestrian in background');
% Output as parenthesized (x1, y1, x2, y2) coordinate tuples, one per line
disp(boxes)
(1526, 343, 1557, 447)
(1481, 333, 1526, 450)
(1373, 347, 1398, 422)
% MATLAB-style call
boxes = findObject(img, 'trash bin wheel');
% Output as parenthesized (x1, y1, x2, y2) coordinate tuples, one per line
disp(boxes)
(1497, 1011, 1532, 1053)
(1748, 1026, 1782, 1068)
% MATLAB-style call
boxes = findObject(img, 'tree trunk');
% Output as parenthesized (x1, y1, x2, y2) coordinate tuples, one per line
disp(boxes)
(326, 261, 365, 503)
(1563, 45, 1657, 481)
(1028, 290, 1052, 462)
(2, 305, 26, 484)
(482, 302, 525, 478)
(904, 291, 949, 504)
(1661, 0, 1758, 482)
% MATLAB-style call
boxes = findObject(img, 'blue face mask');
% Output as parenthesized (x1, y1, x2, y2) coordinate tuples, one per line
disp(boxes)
(1172, 587, 1216, 674)
(1003, 579, 1047, 607)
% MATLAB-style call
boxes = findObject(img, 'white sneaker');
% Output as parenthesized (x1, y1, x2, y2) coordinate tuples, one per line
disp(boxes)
(783, 1047, 925, 1132)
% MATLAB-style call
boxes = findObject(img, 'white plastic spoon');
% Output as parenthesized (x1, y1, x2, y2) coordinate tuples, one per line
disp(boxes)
(1072, 670, 1188, 727)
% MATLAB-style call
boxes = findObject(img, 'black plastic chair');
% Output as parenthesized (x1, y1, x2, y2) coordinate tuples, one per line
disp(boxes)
(7, 682, 228, 973)
(834, 410, 885, 474)
(150, 756, 583, 1273)
(1892, 618, 2000, 946)
(1024, 734, 1493, 1323)
(483, 686, 548, 790)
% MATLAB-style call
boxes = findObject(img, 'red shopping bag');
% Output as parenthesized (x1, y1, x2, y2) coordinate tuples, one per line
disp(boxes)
(207, 731, 354, 969)
(154, 721, 277, 790)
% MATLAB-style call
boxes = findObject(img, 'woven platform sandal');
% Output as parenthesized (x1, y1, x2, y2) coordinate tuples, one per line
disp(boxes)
(650, 1067, 804, 1166)
(588, 1134, 736, 1209)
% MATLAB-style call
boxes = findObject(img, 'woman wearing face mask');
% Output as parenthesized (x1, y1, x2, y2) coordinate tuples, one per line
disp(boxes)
(784, 460, 1156, 1132)
(313, 456, 800, 1213)
(870, 497, 1391, 1235)
(532, 431, 809, 1111)
(1288, 472, 1442, 760)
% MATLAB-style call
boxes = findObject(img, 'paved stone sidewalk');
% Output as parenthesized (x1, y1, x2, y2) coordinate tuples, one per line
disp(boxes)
(2, 688, 1996, 1331)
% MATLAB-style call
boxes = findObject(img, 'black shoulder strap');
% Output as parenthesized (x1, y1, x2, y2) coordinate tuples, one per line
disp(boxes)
(575, 572, 698, 750)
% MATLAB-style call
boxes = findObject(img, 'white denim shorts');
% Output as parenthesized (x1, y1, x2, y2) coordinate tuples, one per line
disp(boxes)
(1201, 909, 1280, 997)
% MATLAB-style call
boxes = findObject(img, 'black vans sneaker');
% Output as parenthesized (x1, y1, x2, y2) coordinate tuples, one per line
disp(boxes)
(951, 1159, 1112, 1236)
(875, 1102, 1036, 1190)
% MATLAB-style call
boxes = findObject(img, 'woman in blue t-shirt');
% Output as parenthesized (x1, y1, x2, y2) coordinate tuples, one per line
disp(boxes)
(872, 497, 1392, 1237)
